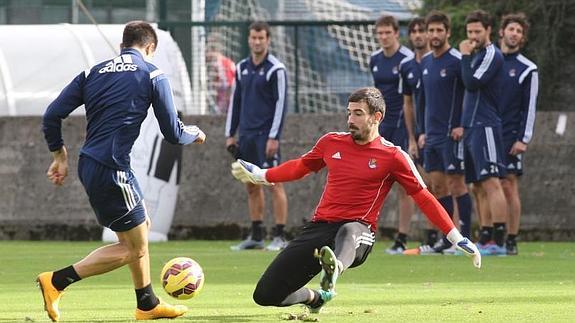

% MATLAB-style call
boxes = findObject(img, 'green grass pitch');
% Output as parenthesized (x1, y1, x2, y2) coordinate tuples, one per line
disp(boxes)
(0, 241, 573, 322)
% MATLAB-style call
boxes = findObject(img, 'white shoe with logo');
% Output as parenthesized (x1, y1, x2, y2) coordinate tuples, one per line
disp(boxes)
(265, 236, 288, 251)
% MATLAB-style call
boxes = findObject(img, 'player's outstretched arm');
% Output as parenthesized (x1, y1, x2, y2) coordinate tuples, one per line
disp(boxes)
(231, 159, 272, 185)
(231, 158, 312, 186)
(446, 228, 481, 269)
(412, 189, 481, 268)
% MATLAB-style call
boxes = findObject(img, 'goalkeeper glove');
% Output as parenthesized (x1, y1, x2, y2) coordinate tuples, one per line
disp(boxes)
(231, 159, 272, 186)
(447, 228, 481, 269)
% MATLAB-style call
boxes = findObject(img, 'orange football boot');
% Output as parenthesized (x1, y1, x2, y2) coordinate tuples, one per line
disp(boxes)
(37, 272, 63, 322)
(135, 299, 188, 320)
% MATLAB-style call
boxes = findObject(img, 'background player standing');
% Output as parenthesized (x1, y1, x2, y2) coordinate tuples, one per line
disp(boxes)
(369, 15, 416, 254)
(498, 13, 539, 255)
(418, 11, 473, 254)
(399, 17, 441, 249)
(38, 21, 205, 322)
(459, 10, 508, 255)
(225, 21, 289, 251)
(230, 87, 480, 313)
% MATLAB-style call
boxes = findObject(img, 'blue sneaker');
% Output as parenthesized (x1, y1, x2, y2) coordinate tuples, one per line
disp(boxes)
(490, 244, 507, 256)
(318, 246, 340, 292)
(476, 241, 495, 256)
(307, 289, 336, 314)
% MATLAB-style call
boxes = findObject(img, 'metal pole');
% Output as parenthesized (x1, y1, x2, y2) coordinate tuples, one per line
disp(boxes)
(146, 0, 156, 22)
(71, 0, 79, 24)
(294, 25, 299, 113)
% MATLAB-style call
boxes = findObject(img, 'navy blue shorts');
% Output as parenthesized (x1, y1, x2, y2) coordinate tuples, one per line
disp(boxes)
(238, 133, 281, 168)
(379, 124, 407, 151)
(463, 127, 507, 183)
(502, 139, 524, 176)
(423, 139, 465, 174)
(78, 155, 147, 232)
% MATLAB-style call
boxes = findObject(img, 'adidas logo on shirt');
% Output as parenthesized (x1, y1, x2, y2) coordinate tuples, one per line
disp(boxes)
(332, 152, 341, 159)
(99, 55, 137, 74)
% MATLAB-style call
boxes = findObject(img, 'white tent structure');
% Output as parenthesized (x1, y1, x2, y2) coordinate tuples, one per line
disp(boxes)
(0, 24, 195, 241)
(0, 24, 195, 115)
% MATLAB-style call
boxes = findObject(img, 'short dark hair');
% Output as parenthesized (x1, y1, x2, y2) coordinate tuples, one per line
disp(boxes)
(425, 10, 451, 31)
(121, 21, 158, 48)
(408, 17, 426, 34)
(375, 15, 399, 32)
(465, 10, 493, 29)
(248, 21, 271, 38)
(500, 13, 529, 41)
(348, 87, 386, 117)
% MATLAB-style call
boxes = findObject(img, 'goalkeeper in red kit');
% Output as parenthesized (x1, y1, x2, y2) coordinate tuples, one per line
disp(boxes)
(230, 87, 480, 313)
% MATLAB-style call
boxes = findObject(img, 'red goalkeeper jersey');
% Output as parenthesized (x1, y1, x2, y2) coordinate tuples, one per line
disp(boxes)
(301, 132, 426, 231)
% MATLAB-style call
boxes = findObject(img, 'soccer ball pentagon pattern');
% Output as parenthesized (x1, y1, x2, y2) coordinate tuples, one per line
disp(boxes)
(160, 257, 205, 299)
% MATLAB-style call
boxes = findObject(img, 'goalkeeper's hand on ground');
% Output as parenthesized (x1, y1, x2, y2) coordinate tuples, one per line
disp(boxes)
(447, 228, 481, 269)
(231, 159, 272, 186)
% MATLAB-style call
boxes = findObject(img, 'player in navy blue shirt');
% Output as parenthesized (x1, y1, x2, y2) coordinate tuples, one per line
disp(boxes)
(400, 17, 428, 164)
(225, 21, 289, 251)
(399, 17, 441, 249)
(498, 13, 538, 255)
(37, 21, 204, 322)
(415, 11, 474, 254)
(370, 15, 416, 255)
(459, 10, 508, 255)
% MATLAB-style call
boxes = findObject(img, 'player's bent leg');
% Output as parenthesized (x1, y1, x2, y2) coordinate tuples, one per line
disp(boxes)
(322, 222, 374, 288)
(74, 223, 148, 278)
(118, 216, 182, 317)
(116, 216, 151, 288)
(253, 225, 328, 307)
(37, 272, 63, 322)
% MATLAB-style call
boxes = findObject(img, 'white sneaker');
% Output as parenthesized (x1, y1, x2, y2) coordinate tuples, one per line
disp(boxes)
(385, 240, 406, 255)
(442, 245, 458, 255)
(230, 236, 264, 251)
(418, 244, 441, 255)
(265, 236, 288, 251)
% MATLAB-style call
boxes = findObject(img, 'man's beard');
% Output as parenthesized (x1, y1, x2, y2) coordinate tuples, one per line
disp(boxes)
(350, 127, 367, 141)
(504, 39, 519, 50)
(430, 39, 445, 50)
(412, 37, 426, 50)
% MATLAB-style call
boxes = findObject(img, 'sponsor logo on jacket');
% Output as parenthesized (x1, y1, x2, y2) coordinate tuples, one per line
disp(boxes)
(99, 60, 137, 73)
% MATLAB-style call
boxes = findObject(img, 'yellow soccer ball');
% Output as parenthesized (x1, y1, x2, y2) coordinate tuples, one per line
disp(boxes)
(160, 257, 204, 299)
